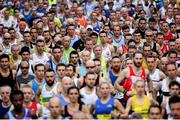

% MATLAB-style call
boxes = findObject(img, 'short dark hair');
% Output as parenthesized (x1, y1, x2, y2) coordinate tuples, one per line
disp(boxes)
(52, 46, 61, 52)
(168, 50, 177, 56)
(127, 39, 135, 46)
(133, 30, 141, 35)
(143, 43, 152, 50)
(148, 17, 156, 23)
(57, 63, 66, 70)
(139, 17, 146, 24)
(166, 62, 176, 69)
(34, 63, 45, 71)
(169, 22, 176, 26)
(99, 31, 107, 36)
(128, 45, 137, 50)
(45, 69, 55, 74)
(93, 58, 100, 62)
(84, 37, 92, 44)
(66, 64, 75, 72)
(0, 54, 9, 61)
(70, 51, 79, 58)
(157, 32, 164, 36)
(8, 27, 15, 32)
(122, 25, 129, 30)
(23, 31, 30, 35)
(85, 71, 96, 78)
(112, 56, 120, 60)
(148, 104, 162, 114)
(10, 90, 24, 102)
(169, 80, 180, 89)
(90, 32, 98, 37)
(169, 95, 180, 107)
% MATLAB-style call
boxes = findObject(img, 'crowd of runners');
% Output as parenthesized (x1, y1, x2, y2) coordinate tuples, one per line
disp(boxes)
(0, 0, 180, 119)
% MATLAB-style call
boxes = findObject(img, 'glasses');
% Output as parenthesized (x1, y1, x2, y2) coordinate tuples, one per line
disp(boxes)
(86, 66, 95, 69)
(21, 67, 29, 69)
(146, 35, 153, 37)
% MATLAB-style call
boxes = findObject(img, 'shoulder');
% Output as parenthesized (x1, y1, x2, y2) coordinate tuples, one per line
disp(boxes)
(12, 69, 16, 75)
(122, 67, 130, 74)
(145, 69, 149, 75)
(46, 53, 52, 58)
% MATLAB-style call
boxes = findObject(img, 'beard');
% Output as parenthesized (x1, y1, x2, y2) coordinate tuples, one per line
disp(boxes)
(87, 83, 94, 89)
(134, 61, 142, 68)
(46, 80, 54, 86)
(112, 66, 120, 72)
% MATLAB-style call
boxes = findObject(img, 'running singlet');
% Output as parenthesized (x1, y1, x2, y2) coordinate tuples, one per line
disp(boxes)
(25, 102, 38, 113)
(41, 83, 59, 117)
(7, 108, 31, 120)
(123, 66, 146, 91)
(0, 70, 14, 89)
(94, 98, 115, 119)
(109, 70, 118, 85)
(149, 69, 160, 89)
(130, 95, 150, 118)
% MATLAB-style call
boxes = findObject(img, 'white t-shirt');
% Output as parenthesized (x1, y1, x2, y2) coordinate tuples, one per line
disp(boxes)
(0, 16, 14, 28)
(80, 87, 98, 108)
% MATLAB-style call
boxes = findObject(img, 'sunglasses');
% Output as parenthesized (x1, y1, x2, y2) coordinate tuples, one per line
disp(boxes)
(21, 67, 29, 69)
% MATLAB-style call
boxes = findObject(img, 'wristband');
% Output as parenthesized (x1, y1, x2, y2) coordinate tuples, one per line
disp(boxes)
(123, 89, 127, 95)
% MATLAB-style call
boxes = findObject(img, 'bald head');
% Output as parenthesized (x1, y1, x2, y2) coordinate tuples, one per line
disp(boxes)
(49, 97, 61, 107)
(3, 32, 11, 38)
(82, 50, 90, 56)
(62, 76, 73, 92)
(0, 85, 11, 94)
(160, 57, 168, 62)
(49, 97, 62, 119)
(86, 60, 95, 67)
(20, 60, 29, 68)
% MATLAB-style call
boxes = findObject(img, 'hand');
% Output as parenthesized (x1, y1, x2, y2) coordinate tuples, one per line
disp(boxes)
(126, 91, 134, 97)
(111, 111, 120, 118)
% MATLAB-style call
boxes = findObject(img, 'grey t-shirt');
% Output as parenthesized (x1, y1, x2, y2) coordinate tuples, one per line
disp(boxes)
(16, 74, 35, 84)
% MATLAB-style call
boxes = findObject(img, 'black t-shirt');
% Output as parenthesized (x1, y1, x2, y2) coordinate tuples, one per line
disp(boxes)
(0, 70, 14, 89)
(136, 28, 146, 39)
(73, 39, 85, 52)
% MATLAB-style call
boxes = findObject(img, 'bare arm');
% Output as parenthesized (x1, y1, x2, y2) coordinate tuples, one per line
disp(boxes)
(114, 99, 128, 118)
(125, 97, 132, 114)
(114, 68, 128, 92)
(12, 70, 19, 90)
(90, 102, 95, 115)
(145, 69, 153, 93)
(159, 70, 166, 80)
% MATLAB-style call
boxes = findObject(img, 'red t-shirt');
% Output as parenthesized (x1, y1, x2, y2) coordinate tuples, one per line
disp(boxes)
(123, 66, 146, 100)
(161, 44, 168, 55)
(25, 102, 38, 113)
(164, 33, 173, 44)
